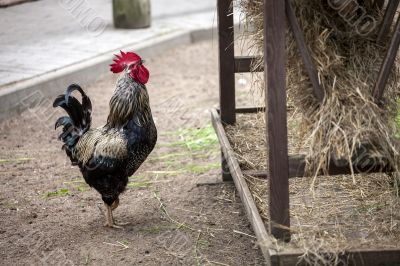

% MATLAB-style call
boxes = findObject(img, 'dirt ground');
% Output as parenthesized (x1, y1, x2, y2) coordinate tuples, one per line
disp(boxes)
(0, 41, 265, 265)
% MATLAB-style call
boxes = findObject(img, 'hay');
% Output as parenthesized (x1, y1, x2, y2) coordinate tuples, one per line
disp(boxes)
(228, 1, 400, 261)
(238, 0, 400, 179)
(226, 113, 400, 265)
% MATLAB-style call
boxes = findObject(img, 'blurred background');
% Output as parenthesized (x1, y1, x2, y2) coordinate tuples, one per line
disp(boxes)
(0, 0, 217, 87)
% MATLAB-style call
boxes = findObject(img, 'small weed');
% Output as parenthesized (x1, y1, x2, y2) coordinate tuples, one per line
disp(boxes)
(63, 179, 89, 193)
(3, 202, 18, 210)
(129, 174, 147, 180)
(197, 239, 210, 248)
(127, 174, 172, 189)
(149, 125, 219, 175)
(42, 188, 70, 198)
(165, 125, 218, 152)
(153, 191, 196, 231)
(358, 203, 385, 214)
(183, 162, 220, 174)
(0, 157, 34, 164)
(76, 185, 89, 192)
(127, 181, 152, 189)
(127, 174, 151, 188)
(121, 240, 129, 245)
(83, 254, 91, 266)
(139, 225, 176, 233)
(147, 152, 187, 162)
(146, 170, 185, 176)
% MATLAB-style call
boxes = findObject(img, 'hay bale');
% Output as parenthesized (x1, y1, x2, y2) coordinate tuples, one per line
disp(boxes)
(239, 0, 400, 179)
(226, 113, 400, 265)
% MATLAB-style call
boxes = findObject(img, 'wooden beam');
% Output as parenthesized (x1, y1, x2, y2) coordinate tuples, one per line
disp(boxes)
(264, 0, 290, 241)
(211, 109, 274, 264)
(373, 15, 400, 102)
(377, 0, 400, 43)
(269, 248, 400, 266)
(243, 154, 391, 179)
(285, 0, 324, 103)
(217, 0, 236, 124)
(235, 106, 266, 113)
(234, 56, 263, 73)
(285, 0, 325, 102)
(234, 106, 295, 113)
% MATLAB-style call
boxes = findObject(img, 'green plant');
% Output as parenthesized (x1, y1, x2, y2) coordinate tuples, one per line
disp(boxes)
(0, 157, 34, 164)
(167, 125, 218, 152)
(42, 188, 70, 198)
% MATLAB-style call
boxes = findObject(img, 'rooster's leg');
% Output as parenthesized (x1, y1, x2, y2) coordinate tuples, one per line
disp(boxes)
(110, 199, 130, 226)
(111, 198, 119, 210)
(104, 204, 123, 229)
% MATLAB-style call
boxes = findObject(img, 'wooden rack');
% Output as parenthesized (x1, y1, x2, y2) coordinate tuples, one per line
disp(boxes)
(213, 0, 400, 264)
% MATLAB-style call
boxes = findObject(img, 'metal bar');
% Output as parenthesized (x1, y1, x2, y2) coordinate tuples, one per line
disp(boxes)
(377, 0, 400, 43)
(373, 15, 400, 102)
(264, 0, 291, 241)
(285, 0, 324, 102)
(217, 0, 236, 124)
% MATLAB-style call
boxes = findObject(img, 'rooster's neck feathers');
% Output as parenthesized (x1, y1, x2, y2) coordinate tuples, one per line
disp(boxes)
(106, 75, 152, 128)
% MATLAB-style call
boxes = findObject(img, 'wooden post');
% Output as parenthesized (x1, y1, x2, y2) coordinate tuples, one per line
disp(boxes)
(376, 0, 400, 43)
(264, 0, 291, 241)
(218, 0, 235, 181)
(217, 0, 236, 125)
(373, 15, 400, 102)
(113, 0, 151, 29)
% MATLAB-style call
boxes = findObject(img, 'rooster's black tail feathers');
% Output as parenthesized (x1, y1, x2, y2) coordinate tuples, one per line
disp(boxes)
(53, 84, 92, 153)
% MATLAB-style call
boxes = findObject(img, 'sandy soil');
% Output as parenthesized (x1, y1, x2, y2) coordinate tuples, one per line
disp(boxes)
(0, 41, 265, 265)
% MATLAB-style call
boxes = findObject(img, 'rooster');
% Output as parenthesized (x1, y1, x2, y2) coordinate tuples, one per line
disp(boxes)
(53, 51, 157, 228)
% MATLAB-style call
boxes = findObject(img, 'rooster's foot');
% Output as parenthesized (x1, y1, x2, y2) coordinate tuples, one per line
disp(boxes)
(104, 202, 129, 229)
(104, 222, 123, 229)
(114, 221, 131, 226)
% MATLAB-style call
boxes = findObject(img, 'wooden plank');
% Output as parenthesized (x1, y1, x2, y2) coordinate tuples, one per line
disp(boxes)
(377, 0, 400, 43)
(235, 106, 266, 113)
(264, 0, 291, 241)
(285, 0, 324, 103)
(221, 149, 233, 181)
(216, 107, 265, 115)
(217, 106, 294, 114)
(243, 155, 305, 179)
(373, 14, 400, 102)
(217, 0, 236, 124)
(211, 109, 273, 265)
(244, 154, 391, 179)
(270, 248, 400, 266)
(243, 170, 269, 178)
(235, 106, 294, 113)
(234, 56, 263, 73)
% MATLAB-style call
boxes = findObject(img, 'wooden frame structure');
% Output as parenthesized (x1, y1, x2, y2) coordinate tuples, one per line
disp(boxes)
(214, 0, 400, 264)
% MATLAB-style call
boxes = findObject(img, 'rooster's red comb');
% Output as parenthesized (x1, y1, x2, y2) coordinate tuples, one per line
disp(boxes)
(110, 51, 141, 73)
